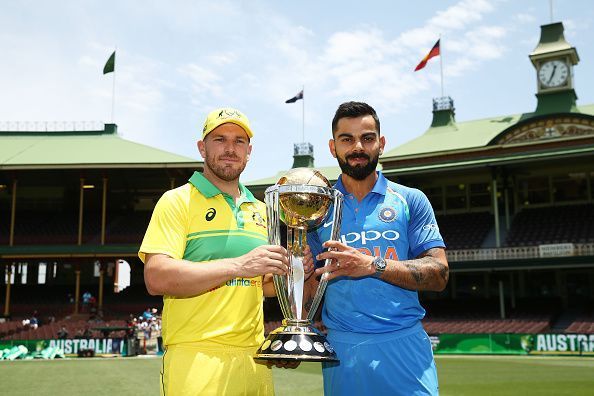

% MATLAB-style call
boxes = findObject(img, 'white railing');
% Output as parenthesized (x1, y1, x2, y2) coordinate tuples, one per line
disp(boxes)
(433, 96, 454, 111)
(0, 121, 105, 132)
(447, 243, 594, 262)
(294, 142, 313, 156)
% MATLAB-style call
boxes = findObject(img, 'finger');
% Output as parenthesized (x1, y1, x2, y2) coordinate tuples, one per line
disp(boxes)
(322, 240, 348, 249)
(276, 360, 289, 368)
(264, 245, 288, 255)
(262, 249, 290, 266)
(316, 251, 343, 262)
(302, 255, 313, 264)
(266, 251, 289, 264)
(323, 268, 346, 281)
(269, 266, 287, 276)
(314, 260, 340, 275)
(315, 266, 331, 275)
(275, 260, 290, 272)
(264, 259, 288, 273)
(303, 262, 314, 273)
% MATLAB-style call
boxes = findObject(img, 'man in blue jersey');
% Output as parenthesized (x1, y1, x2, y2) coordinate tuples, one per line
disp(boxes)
(308, 101, 449, 395)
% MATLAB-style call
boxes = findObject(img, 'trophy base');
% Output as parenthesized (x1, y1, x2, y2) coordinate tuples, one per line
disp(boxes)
(255, 320, 339, 362)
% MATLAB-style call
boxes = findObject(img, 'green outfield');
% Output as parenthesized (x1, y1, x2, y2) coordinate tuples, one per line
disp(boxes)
(0, 355, 593, 395)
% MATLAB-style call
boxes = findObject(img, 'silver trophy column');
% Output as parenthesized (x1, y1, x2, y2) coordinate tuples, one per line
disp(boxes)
(256, 168, 342, 362)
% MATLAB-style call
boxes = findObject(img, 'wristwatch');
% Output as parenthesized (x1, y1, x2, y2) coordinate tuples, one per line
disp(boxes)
(372, 256, 387, 277)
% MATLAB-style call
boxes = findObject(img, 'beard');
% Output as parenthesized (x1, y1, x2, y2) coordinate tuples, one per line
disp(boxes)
(205, 153, 247, 182)
(336, 151, 379, 180)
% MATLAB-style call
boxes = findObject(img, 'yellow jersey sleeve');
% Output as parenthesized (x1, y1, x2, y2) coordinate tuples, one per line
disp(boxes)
(139, 188, 188, 263)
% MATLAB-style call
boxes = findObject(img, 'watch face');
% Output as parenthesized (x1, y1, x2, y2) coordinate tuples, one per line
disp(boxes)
(374, 256, 387, 272)
(538, 60, 569, 88)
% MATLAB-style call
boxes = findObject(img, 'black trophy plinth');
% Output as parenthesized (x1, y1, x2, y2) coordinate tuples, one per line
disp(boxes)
(255, 320, 338, 362)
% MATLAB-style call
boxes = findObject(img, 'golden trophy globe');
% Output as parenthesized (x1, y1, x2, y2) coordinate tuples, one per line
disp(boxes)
(255, 168, 343, 362)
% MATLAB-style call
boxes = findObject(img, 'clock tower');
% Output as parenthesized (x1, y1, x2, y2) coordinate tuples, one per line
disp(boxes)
(529, 22, 579, 114)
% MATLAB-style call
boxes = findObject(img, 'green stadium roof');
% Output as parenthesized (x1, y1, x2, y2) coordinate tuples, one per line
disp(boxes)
(0, 124, 202, 170)
(382, 103, 594, 159)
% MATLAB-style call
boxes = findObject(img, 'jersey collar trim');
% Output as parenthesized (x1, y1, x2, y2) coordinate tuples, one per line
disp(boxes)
(188, 171, 256, 203)
(335, 171, 387, 196)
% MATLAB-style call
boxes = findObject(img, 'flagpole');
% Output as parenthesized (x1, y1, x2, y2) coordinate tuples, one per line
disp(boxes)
(439, 35, 444, 97)
(111, 46, 117, 123)
(301, 85, 305, 142)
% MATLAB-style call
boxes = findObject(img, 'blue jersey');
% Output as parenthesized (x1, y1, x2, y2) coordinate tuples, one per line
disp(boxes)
(309, 171, 445, 334)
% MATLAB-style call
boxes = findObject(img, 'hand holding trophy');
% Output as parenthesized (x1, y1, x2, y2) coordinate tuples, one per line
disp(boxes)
(255, 168, 342, 362)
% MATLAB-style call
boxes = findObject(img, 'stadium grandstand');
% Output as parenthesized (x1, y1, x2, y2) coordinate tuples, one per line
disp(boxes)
(0, 122, 201, 345)
(2, 21, 593, 358)
(249, 21, 594, 355)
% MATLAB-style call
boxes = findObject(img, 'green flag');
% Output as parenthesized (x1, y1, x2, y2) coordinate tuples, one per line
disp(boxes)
(103, 51, 115, 74)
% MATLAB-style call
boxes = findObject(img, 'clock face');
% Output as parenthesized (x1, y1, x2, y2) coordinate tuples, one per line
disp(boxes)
(538, 60, 569, 88)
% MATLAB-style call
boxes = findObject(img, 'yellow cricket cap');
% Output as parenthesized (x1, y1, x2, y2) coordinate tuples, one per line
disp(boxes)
(201, 107, 253, 139)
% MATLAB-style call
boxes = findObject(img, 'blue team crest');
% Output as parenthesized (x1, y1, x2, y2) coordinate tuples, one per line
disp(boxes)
(378, 206, 397, 222)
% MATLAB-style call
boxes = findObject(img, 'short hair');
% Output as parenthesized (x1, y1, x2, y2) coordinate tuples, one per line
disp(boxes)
(331, 101, 380, 136)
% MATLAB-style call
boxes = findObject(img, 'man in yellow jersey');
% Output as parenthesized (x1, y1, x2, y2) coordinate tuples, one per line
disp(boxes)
(140, 108, 290, 395)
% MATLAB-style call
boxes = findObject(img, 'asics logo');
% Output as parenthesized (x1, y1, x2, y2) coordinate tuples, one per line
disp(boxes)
(341, 230, 400, 245)
(205, 208, 216, 221)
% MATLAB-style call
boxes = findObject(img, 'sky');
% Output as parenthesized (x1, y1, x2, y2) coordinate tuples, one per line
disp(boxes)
(1, 0, 593, 182)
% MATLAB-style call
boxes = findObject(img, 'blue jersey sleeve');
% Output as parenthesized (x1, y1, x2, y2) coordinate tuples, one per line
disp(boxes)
(407, 188, 445, 257)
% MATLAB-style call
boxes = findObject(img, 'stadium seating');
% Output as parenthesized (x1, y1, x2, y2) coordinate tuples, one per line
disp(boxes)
(420, 298, 559, 334)
(436, 212, 493, 249)
(565, 312, 594, 334)
(12, 212, 78, 245)
(0, 320, 22, 339)
(505, 204, 594, 246)
(9, 204, 594, 250)
(6, 210, 152, 246)
(2, 318, 125, 340)
(105, 211, 152, 244)
(422, 314, 552, 334)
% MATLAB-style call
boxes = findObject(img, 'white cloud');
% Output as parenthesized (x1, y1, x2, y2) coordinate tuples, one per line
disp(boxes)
(400, 0, 496, 49)
(324, 29, 400, 64)
(176, 63, 228, 112)
(446, 58, 475, 77)
(514, 13, 537, 23)
(428, 0, 494, 31)
(206, 52, 238, 66)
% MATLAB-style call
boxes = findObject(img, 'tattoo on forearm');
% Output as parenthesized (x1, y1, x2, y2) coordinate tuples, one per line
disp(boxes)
(438, 262, 448, 284)
(393, 248, 449, 290)
(404, 261, 424, 285)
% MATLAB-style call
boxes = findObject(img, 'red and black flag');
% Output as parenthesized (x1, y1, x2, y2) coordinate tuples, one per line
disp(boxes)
(414, 39, 440, 72)
(285, 90, 304, 103)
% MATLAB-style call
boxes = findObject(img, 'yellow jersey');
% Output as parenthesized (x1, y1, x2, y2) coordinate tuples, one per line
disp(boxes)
(139, 172, 268, 348)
